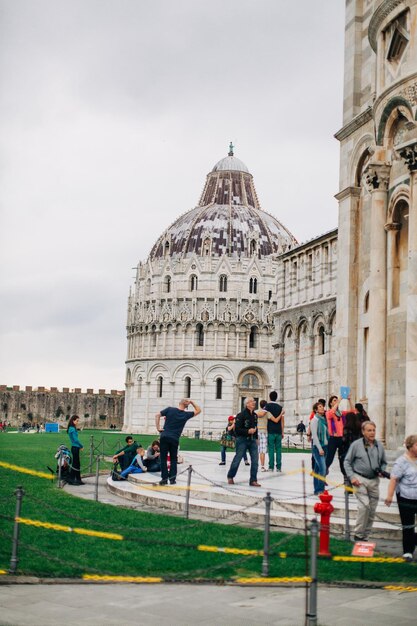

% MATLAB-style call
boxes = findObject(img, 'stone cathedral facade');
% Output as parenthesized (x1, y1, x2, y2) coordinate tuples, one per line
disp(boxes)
(125, 0, 417, 447)
(335, 0, 417, 448)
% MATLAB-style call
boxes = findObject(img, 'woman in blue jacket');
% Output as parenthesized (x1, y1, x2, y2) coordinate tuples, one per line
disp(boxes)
(67, 415, 84, 485)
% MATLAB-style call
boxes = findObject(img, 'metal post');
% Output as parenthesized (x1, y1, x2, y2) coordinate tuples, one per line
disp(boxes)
(94, 455, 100, 502)
(57, 448, 63, 489)
(184, 465, 192, 519)
(89, 435, 94, 473)
(262, 491, 272, 577)
(9, 486, 24, 575)
(307, 518, 318, 626)
(344, 478, 351, 541)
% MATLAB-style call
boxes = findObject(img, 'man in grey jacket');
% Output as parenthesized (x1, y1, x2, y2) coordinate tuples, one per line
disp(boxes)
(344, 421, 387, 541)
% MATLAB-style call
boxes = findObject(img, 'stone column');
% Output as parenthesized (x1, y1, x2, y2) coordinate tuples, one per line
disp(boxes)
(334, 186, 360, 398)
(384, 222, 402, 310)
(398, 139, 417, 436)
(364, 162, 390, 439)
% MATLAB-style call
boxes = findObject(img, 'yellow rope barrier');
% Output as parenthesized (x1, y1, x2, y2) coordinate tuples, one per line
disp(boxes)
(0, 570, 7, 575)
(333, 556, 406, 563)
(384, 585, 417, 592)
(16, 517, 123, 541)
(198, 544, 263, 556)
(308, 469, 355, 493)
(236, 576, 312, 584)
(83, 574, 162, 583)
(0, 461, 54, 481)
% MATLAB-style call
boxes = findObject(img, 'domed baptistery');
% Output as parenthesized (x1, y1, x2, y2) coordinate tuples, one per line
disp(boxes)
(124, 145, 297, 435)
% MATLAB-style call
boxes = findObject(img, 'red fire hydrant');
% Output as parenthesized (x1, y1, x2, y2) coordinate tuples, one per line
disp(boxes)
(313, 490, 334, 556)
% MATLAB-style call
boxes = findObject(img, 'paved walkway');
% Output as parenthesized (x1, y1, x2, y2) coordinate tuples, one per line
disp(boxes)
(65, 450, 404, 555)
(0, 582, 415, 625)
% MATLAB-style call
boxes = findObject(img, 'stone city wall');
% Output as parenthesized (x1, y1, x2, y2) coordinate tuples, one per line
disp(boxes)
(0, 385, 125, 428)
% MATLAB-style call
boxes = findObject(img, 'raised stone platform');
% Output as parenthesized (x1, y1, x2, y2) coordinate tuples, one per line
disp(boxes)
(106, 451, 402, 540)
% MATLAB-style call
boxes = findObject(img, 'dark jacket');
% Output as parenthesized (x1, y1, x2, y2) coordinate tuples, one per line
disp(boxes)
(234, 408, 258, 439)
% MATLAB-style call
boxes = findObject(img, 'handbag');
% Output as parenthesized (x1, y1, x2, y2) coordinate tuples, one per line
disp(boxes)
(220, 430, 235, 449)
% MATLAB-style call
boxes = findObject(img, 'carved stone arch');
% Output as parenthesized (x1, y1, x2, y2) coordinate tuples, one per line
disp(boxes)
(281, 321, 294, 344)
(388, 185, 410, 222)
(173, 362, 201, 380)
(311, 313, 326, 334)
(148, 362, 170, 381)
(349, 134, 374, 187)
(328, 307, 337, 332)
(204, 363, 234, 384)
(377, 97, 414, 145)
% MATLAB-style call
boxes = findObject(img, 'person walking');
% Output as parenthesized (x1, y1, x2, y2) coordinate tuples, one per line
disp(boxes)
(155, 398, 201, 486)
(67, 415, 84, 485)
(310, 401, 329, 495)
(385, 434, 417, 561)
(227, 397, 261, 487)
(344, 421, 387, 541)
(219, 416, 249, 466)
(296, 419, 306, 441)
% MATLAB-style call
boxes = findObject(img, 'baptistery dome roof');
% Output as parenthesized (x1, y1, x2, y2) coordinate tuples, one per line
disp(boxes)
(149, 147, 297, 260)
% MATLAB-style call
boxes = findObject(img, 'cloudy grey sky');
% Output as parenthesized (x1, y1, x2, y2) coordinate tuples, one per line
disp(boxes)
(0, 0, 345, 391)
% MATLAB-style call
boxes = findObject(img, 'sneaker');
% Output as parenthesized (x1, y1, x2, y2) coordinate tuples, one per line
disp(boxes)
(267, 468, 273, 472)
(353, 535, 365, 542)
(244, 461, 250, 466)
(219, 462, 226, 466)
(250, 481, 261, 487)
(261, 466, 266, 472)
(158, 480, 168, 486)
(276, 468, 282, 473)
(227, 478, 235, 485)
(169, 479, 176, 485)
(403, 553, 413, 562)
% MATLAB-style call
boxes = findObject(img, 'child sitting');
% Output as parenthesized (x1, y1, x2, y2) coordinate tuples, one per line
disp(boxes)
(120, 446, 148, 479)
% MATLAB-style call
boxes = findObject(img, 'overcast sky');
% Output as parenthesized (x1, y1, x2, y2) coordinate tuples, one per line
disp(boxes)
(0, 0, 346, 391)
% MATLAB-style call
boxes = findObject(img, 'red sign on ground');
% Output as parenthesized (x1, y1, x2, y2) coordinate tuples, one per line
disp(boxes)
(352, 542, 376, 557)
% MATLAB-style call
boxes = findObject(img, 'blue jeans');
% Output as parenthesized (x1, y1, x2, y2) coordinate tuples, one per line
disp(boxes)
(221, 445, 248, 463)
(312, 445, 327, 494)
(227, 437, 258, 484)
(120, 464, 144, 478)
(267, 433, 282, 470)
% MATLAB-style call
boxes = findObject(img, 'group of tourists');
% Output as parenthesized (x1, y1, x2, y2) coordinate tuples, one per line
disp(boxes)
(65, 395, 417, 561)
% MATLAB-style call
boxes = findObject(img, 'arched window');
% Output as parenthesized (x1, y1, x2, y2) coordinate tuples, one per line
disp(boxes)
(157, 376, 163, 398)
(190, 274, 198, 291)
(202, 238, 211, 256)
(164, 275, 171, 293)
(164, 240, 170, 257)
(318, 326, 325, 355)
(219, 274, 228, 292)
(196, 323, 204, 346)
(242, 373, 260, 388)
(184, 376, 191, 397)
(249, 277, 257, 294)
(216, 378, 223, 400)
(250, 239, 257, 255)
(249, 326, 257, 349)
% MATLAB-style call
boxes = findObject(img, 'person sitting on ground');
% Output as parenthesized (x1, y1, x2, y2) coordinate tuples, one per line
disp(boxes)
(120, 446, 148, 479)
(112, 436, 140, 471)
(219, 416, 250, 466)
(144, 440, 161, 472)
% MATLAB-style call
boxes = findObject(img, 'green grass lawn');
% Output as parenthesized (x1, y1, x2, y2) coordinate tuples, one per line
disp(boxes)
(0, 430, 414, 583)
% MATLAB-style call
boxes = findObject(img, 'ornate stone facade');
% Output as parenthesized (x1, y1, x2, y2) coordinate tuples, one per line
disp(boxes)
(335, 0, 417, 447)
